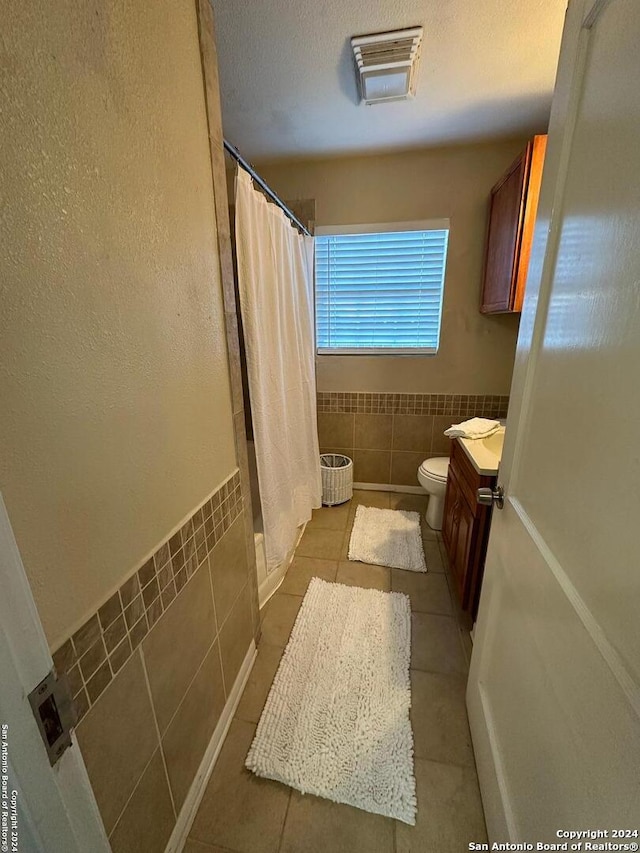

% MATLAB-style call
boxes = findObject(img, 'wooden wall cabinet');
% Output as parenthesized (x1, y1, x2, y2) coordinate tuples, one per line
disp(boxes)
(480, 135, 547, 314)
(442, 440, 494, 618)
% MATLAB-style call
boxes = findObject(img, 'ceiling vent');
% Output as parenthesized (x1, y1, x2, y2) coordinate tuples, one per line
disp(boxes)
(351, 27, 423, 106)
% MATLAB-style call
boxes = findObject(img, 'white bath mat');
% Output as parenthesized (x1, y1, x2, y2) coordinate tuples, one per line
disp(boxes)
(348, 505, 427, 573)
(246, 578, 416, 824)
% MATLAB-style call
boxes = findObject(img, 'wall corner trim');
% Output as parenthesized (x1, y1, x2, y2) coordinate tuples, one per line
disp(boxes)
(163, 639, 257, 853)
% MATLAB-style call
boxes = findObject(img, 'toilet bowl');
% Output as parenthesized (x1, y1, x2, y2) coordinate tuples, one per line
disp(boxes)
(417, 457, 450, 530)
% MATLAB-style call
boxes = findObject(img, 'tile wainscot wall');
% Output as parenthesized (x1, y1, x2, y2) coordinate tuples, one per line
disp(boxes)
(317, 392, 509, 487)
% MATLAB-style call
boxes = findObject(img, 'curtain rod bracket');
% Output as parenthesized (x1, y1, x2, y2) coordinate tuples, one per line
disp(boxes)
(223, 139, 311, 237)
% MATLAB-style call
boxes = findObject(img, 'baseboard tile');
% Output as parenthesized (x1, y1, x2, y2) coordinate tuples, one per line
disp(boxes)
(353, 482, 425, 495)
(164, 639, 257, 853)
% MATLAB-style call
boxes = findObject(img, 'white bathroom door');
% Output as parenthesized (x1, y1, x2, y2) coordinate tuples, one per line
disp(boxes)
(467, 0, 640, 841)
(0, 494, 110, 852)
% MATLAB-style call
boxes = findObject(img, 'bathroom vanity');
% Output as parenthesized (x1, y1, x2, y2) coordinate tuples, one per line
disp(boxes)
(442, 429, 504, 618)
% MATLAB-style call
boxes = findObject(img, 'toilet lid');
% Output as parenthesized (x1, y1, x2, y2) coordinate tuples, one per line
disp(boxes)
(419, 457, 450, 482)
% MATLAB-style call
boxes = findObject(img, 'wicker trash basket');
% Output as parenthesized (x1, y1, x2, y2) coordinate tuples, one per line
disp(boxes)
(320, 453, 353, 506)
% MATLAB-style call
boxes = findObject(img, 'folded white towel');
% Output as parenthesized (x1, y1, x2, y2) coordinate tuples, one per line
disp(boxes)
(444, 417, 500, 439)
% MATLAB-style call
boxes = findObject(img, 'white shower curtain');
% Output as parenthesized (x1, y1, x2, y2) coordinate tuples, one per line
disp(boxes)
(235, 168, 322, 574)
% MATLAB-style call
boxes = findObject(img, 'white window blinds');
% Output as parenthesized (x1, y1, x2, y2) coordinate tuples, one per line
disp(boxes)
(315, 221, 449, 354)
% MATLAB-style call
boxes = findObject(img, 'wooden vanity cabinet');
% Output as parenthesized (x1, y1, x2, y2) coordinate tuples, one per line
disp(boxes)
(480, 135, 547, 314)
(442, 440, 495, 618)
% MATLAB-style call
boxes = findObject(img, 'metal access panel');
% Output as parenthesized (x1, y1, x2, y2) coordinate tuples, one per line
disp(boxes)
(28, 670, 77, 766)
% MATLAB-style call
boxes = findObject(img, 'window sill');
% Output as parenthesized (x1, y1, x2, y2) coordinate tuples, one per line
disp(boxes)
(316, 348, 438, 356)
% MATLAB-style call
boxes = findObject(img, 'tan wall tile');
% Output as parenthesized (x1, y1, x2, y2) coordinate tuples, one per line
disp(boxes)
(162, 642, 225, 810)
(142, 565, 216, 733)
(354, 414, 393, 450)
(319, 447, 353, 459)
(109, 751, 175, 853)
(352, 450, 391, 484)
(219, 582, 253, 689)
(431, 416, 455, 455)
(390, 451, 427, 487)
(209, 515, 249, 626)
(52, 638, 76, 673)
(317, 412, 354, 449)
(392, 415, 434, 452)
(76, 652, 159, 834)
(72, 615, 101, 657)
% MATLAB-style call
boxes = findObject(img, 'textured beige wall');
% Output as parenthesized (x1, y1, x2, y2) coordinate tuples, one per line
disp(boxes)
(0, 0, 236, 647)
(259, 141, 527, 394)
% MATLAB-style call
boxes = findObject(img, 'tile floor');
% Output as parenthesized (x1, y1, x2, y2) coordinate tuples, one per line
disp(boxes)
(185, 490, 488, 853)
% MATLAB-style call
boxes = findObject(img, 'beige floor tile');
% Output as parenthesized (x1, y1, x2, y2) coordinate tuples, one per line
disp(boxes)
(446, 575, 473, 624)
(280, 791, 394, 853)
(339, 526, 353, 560)
(420, 514, 440, 541)
(260, 593, 302, 647)
(296, 527, 344, 560)
(410, 670, 474, 766)
(423, 539, 445, 572)
(189, 719, 290, 853)
(396, 759, 487, 853)
(308, 502, 352, 530)
(235, 643, 283, 724)
(183, 840, 229, 853)
(336, 561, 391, 591)
(411, 613, 467, 674)
(350, 489, 391, 509)
(436, 535, 451, 567)
(279, 556, 338, 596)
(391, 570, 452, 615)
(459, 627, 474, 668)
(388, 493, 428, 513)
(443, 580, 474, 668)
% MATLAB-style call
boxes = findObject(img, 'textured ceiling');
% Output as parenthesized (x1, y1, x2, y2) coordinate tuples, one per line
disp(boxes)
(210, 0, 567, 162)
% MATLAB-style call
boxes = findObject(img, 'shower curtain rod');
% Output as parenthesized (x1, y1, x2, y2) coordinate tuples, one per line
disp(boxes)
(223, 139, 311, 237)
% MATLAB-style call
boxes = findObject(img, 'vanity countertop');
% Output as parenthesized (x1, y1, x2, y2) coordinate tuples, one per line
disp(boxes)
(457, 427, 506, 476)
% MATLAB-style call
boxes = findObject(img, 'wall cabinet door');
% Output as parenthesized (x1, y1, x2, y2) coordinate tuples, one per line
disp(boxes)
(480, 135, 547, 314)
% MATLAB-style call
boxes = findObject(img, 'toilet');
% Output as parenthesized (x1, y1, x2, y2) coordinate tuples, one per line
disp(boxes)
(417, 457, 450, 530)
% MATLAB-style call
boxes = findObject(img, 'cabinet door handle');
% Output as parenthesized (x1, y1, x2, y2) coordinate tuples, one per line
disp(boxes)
(477, 486, 505, 509)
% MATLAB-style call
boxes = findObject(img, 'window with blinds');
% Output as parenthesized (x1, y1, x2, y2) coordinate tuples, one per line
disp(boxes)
(315, 221, 449, 354)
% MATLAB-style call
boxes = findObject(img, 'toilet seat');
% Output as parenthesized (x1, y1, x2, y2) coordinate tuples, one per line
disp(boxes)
(419, 457, 449, 483)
